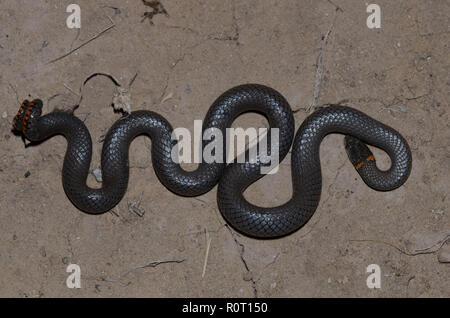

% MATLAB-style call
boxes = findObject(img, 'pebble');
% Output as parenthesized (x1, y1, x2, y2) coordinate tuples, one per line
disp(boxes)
(2, 111, 7, 118)
(398, 105, 407, 113)
(92, 168, 103, 183)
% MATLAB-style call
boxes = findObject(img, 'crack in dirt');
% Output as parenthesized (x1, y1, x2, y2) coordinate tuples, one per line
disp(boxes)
(225, 225, 258, 298)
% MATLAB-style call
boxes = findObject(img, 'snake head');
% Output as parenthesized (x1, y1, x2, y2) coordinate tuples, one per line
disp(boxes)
(12, 99, 43, 135)
(344, 135, 373, 168)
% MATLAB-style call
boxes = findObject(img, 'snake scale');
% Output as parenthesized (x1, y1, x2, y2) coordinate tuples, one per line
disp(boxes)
(13, 84, 412, 238)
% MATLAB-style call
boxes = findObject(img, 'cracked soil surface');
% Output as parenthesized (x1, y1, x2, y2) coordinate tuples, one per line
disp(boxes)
(0, 0, 449, 297)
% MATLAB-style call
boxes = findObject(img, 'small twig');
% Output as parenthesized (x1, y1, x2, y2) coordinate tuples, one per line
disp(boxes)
(63, 83, 81, 97)
(178, 224, 227, 237)
(161, 92, 174, 104)
(349, 235, 450, 256)
(135, 259, 186, 269)
(307, 26, 333, 112)
(124, 259, 186, 276)
(96, 134, 106, 143)
(127, 192, 145, 217)
(83, 72, 121, 87)
(202, 229, 212, 278)
(128, 72, 139, 88)
(47, 17, 116, 64)
(379, 105, 408, 114)
(109, 209, 120, 217)
(405, 276, 415, 298)
(299, 8, 341, 114)
(414, 235, 450, 252)
(69, 28, 81, 51)
(264, 253, 280, 269)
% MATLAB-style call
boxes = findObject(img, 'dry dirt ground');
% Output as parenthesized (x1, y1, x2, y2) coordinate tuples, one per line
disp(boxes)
(0, 0, 448, 298)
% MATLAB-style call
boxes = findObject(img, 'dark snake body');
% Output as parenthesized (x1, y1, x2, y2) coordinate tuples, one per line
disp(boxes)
(13, 84, 412, 238)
